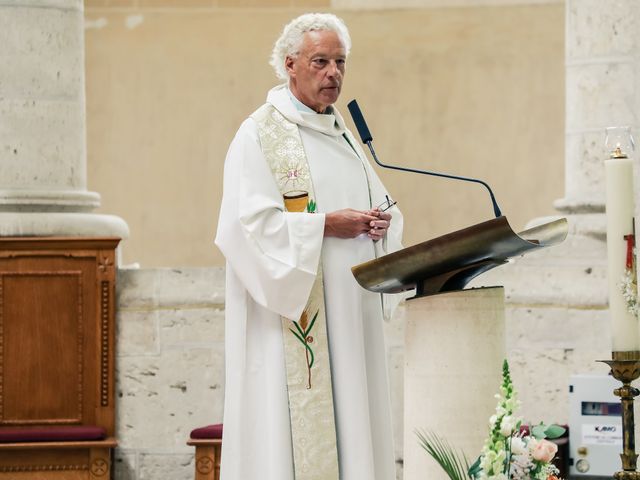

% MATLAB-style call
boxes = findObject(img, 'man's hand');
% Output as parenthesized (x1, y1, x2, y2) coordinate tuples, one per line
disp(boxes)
(324, 209, 378, 238)
(365, 208, 392, 241)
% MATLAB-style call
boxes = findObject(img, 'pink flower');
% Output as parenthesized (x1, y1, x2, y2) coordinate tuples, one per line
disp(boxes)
(531, 439, 557, 463)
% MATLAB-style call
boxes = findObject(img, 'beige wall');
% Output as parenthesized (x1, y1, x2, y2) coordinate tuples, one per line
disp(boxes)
(85, 1, 564, 267)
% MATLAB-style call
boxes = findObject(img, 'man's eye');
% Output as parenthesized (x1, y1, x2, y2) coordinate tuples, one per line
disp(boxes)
(313, 59, 327, 65)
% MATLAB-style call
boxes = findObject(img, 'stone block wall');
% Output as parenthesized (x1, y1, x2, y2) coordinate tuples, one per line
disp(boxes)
(114, 268, 226, 479)
(471, 233, 612, 426)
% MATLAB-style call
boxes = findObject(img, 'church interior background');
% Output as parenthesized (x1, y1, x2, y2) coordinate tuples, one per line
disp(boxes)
(3, 0, 636, 478)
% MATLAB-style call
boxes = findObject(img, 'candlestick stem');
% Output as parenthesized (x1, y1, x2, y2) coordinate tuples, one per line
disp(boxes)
(600, 352, 640, 480)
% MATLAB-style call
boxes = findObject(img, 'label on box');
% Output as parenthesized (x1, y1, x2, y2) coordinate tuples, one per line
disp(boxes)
(582, 424, 622, 445)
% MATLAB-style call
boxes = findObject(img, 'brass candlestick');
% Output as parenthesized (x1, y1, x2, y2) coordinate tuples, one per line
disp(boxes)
(600, 351, 640, 480)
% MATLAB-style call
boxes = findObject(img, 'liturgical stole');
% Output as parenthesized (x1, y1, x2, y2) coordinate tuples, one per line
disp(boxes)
(251, 104, 340, 480)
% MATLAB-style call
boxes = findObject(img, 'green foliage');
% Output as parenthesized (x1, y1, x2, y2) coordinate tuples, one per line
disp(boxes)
(306, 199, 317, 213)
(531, 423, 566, 440)
(544, 424, 566, 439)
(416, 430, 472, 480)
(417, 359, 564, 480)
(289, 310, 319, 368)
(468, 456, 482, 478)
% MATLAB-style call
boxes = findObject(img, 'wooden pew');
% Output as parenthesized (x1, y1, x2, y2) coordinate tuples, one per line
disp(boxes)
(0, 238, 119, 479)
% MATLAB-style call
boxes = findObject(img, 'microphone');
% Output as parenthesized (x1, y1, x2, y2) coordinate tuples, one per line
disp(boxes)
(347, 99, 502, 218)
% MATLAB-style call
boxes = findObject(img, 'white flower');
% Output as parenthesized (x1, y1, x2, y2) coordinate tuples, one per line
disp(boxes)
(510, 436, 527, 455)
(510, 452, 534, 480)
(500, 415, 517, 437)
(620, 269, 639, 318)
(480, 455, 494, 474)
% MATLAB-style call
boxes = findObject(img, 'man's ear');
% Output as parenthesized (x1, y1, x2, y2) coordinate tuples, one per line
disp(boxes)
(285, 56, 296, 78)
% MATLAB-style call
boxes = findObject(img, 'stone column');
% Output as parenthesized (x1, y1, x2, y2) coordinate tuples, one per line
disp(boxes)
(0, 0, 127, 237)
(557, 0, 639, 222)
(471, 0, 640, 425)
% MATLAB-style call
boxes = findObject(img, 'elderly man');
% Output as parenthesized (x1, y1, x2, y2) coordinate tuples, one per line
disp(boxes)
(215, 13, 403, 480)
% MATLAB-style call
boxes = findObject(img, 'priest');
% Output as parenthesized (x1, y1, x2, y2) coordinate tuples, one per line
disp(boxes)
(215, 12, 404, 480)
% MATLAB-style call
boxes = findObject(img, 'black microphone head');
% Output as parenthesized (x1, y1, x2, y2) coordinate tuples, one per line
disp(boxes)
(347, 100, 373, 143)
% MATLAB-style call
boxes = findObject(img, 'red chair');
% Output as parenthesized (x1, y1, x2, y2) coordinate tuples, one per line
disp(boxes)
(187, 424, 223, 480)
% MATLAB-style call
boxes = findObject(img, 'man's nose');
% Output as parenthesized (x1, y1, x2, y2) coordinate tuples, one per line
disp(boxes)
(327, 60, 342, 77)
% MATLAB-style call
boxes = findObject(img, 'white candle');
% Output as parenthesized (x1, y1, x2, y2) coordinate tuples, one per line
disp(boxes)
(605, 156, 638, 351)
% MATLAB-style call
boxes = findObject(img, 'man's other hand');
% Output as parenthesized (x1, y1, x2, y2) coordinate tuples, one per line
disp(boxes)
(365, 208, 391, 241)
(324, 209, 378, 238)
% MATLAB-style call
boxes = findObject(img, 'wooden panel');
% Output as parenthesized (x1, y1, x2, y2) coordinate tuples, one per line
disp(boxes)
(0, 447, 87, 466)
(0, 446, 105, 480)
(0, 237, 120, 478)
(0, 470, 89, 480)
(1, 272, 83, 424)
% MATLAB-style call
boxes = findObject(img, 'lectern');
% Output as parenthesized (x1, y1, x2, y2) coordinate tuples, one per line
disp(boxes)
(352, 216, 568, 480)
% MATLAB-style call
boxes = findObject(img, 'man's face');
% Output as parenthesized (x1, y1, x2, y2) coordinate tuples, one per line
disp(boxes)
(286, 30, 346, 113)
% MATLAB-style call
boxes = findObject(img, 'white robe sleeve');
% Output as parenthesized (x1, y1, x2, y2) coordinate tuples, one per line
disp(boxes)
(359, 153, 404, 257)
(360, 153, 408, 319)
(215, 118, 325, 321)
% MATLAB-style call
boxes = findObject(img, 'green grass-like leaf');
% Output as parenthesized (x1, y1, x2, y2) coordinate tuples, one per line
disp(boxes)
(288, 327, 315, 369)
(468, 456, 482, 478)
(416, 430, 472, 480)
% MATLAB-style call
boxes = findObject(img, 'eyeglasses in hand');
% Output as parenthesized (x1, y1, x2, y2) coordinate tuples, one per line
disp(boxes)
(376, 195, 397, 212)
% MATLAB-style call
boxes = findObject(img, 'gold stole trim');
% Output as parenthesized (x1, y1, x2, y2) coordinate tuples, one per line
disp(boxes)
(251, 104, 339, 480)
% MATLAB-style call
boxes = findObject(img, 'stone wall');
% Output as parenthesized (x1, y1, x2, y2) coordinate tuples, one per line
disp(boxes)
(470, 231, 611, 425)
(114, 268, 226, 479)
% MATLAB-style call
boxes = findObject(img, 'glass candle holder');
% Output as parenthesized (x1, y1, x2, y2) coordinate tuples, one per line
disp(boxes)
(605, 126, 636, 159)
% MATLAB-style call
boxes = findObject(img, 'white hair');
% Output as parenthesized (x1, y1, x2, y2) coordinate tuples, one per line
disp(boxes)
(269, 13, 352, 81)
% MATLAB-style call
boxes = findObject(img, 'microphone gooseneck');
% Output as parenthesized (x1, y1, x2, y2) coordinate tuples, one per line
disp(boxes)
(347, 99, 502, 218)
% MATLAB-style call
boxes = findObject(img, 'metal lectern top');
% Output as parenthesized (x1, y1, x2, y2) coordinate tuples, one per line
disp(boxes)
(351, 216, 568, 298)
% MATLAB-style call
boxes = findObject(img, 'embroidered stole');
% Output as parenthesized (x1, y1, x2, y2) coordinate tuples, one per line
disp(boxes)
(252, 104, 339, 480)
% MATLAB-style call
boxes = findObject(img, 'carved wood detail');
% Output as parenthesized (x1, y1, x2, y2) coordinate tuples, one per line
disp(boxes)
(90, 458, 109, 477)
(196, 456, 214, 475)
(97, 255, 113, 275)
(0, 464, 89, 472)
(100, 281, 109, 407)
(0, 271, 84, 424)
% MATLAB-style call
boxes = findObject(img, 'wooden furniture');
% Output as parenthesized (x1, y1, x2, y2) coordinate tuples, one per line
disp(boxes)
(187, 424, 222, 480)
(0, 237, 120, 479)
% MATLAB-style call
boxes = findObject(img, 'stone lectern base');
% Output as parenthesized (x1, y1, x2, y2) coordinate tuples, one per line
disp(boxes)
(404, 286, 506, 480)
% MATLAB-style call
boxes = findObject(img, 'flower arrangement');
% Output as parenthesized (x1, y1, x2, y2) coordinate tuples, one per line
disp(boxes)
(417, 360, 565, 480)
(621, 268, 639, 318)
